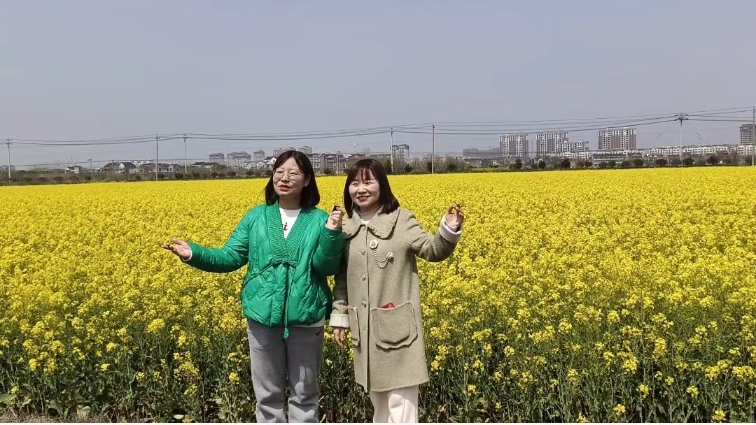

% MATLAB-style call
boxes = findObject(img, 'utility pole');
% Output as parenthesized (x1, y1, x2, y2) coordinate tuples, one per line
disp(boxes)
(155, 135, 159, 181)
(752, 107, 755, 166)
(89, 158, 93, 180)
(431, 124, 435, 174)
(183, 134, 188, 175)
(390, 127, 394, 173)
(6, 139, 11, 179)
(676, 113, 688, 163)
(336, 151, 341, 175)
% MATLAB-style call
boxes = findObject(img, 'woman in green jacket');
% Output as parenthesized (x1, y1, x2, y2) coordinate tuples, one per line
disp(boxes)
(164, 150, 344, 423)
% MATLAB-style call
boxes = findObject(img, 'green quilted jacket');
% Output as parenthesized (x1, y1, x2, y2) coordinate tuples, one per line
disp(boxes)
(183, 202, 343, 337)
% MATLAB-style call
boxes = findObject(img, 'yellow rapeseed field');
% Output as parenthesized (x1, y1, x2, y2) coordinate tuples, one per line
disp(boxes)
(2, 168, 756, 422)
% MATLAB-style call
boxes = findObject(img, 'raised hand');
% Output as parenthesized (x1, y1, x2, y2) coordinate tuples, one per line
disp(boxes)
(445, 203, 464, 230)
(326, 206, 345, 231)
(162, 238, 192, 261)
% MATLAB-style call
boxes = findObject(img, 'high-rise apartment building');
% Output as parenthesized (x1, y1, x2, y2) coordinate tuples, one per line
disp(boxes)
(273, 147, 297, 158)
(209, 153, 225, 164)
(253, 150, 266, 161)
(298, 146, 313, 155)
(536, 131, 568, 156)
(228, 151, 252, 161)
(499, 133, 529, 158)
(391, 144, 410, 161)
(598, 127, 636, 150)
(741, 124, 755, 145)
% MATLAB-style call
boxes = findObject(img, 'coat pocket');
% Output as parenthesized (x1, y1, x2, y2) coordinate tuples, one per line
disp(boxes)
(370, 301, 418, 350)
(347, 306, 360, 347)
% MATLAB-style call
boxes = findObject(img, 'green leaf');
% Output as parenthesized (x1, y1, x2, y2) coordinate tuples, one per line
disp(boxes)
(0, 393, 16, 407)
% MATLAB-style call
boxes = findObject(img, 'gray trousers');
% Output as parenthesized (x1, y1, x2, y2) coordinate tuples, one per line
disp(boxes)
(246, 318, 324, 423)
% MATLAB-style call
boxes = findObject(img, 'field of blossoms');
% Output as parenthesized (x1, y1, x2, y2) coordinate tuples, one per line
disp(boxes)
(2, 168, 756, 422)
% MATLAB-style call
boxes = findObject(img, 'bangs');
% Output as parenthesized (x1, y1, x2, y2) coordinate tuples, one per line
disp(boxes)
(346, 162, 378, 185)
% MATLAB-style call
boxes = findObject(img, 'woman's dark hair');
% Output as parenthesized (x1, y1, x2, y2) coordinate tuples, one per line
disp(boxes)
(343, 158, 400, 217)
(265, 150, 320, 208)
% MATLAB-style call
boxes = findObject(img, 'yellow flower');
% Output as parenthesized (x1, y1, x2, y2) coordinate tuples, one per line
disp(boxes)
(467, 385, 476, 395)
(712, 409, 726, 422)
(686, 386, 699, 398)
(229, 372, 240, 384)
(28, 359, 38, 372)
(567, 369, 579, 384)
(613, 404, 626, 417)
(100, 363, 110, 372)
(637, 383, 650, 399)
(146, 319, 166, 334)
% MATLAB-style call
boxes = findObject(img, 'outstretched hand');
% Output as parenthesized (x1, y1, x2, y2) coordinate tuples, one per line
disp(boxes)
(162, 238, 192, 261)
(445, 203, 464, 230)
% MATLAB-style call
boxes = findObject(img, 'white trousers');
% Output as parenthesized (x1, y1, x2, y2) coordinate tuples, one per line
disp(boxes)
(369, 385, 419, 423)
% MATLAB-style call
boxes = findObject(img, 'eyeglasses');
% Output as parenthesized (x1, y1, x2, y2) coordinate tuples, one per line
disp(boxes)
(273, 168, 303, 180)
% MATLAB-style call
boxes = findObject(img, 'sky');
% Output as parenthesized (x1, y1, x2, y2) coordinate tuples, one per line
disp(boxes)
(2, 0, 756, 168)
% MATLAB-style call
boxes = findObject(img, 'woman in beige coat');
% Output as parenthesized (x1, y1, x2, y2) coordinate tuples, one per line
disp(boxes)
(330, 158, 464, 423)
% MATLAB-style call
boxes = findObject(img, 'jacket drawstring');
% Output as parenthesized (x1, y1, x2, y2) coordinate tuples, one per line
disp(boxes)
(271, 257, 296, 339)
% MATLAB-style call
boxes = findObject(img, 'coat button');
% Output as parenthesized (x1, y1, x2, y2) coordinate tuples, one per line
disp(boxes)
(361, 275, 366, 281)
(360, 250, 365, 255)
(361, 301, 367, 307)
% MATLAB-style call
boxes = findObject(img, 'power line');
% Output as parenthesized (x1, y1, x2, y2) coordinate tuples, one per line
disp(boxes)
(5, 105, 751, 146)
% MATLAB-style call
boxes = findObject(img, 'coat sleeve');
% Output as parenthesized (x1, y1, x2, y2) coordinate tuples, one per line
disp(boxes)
(183, 211, 254, 273)
(311, 222, 343, 277)
(329, 252, 350, 328)
(404, 210, 462, 262)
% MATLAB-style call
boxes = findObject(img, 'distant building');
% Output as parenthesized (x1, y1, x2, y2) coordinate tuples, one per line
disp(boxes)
(209, 153, 225, 164)
(253, 150, 266, 161)
(273, 147, 297, 158)
(298, 146, 313, 155)
(228, 151, 252, 161)
(307, 153, 323, 173)
(650, 144, 754, 159)
(499, 133, 529, 158)
(557, 140, 589, 153)
(537, 131, 568, 156)
(391, 144, 410, 162)
(590, 149, 644, 165)
(599, 128, 636, 150)
(741, 124, 755, 145)
(103, 161, 138, 174)
(323, 153, 347, 174)
(462, 147, 500, 159)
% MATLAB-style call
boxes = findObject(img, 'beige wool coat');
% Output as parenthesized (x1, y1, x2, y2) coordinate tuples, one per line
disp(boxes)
(330, 207, 462, 392)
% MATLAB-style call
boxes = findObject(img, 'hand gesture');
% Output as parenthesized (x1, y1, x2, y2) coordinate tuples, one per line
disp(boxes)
(333, 327, 348, 349)
(326, 206, 344, 231)
(445, 203, 464, 231)
(162, 238, 192, 261)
